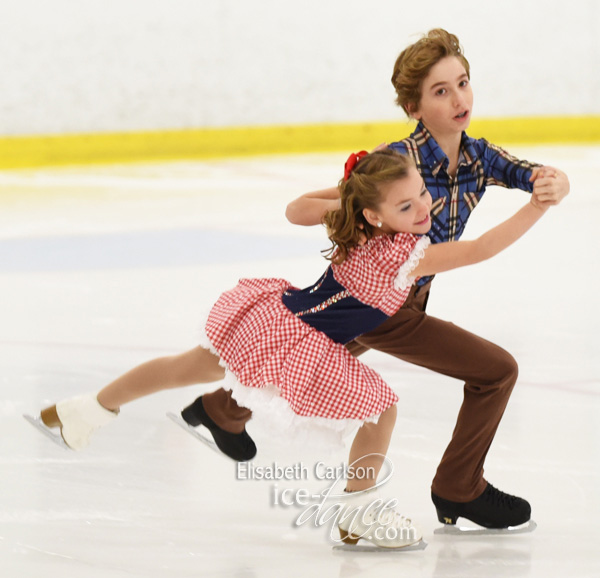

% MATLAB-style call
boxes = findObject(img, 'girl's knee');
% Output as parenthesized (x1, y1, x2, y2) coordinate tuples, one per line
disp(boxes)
(369, 404, 397, 433)
(172, 347, 224, 385)
(383, 403, 397, 424)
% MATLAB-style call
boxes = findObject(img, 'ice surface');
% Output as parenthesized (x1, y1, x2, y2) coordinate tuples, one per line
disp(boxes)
(1, 148, 599, 577)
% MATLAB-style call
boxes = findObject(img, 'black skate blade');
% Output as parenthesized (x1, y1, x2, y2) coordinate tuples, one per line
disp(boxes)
(332, 539, 427, 553)
(434, 519, 537, 536)
(23, 414, 69, 450)
(166, 412, 220, 454)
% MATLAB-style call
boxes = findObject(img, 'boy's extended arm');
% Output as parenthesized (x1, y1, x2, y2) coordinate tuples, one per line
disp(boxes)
(483, 140, 570, 204)
(412, 200, 549, 278)
(285, 187, 340, 226)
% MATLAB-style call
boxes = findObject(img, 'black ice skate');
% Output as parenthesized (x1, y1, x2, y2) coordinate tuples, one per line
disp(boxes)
(167, 396, 256, 461)
(432, 483, 536, 535)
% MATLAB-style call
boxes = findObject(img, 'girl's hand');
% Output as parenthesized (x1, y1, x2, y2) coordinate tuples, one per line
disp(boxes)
(530, 190, 551, 211)
(529, 166, 570, 206)
(371, 143, 388, 152)
(356, 223, 368, 245)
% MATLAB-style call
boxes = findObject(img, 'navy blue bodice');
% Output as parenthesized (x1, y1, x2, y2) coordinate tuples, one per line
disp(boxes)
(281, 267, 388, 345)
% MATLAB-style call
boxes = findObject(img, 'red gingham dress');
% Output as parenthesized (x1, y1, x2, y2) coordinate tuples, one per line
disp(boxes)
(203, 233, 429, 433)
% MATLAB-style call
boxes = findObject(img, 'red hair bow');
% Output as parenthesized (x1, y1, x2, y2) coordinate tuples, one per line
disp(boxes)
(343, 150, 368, 181)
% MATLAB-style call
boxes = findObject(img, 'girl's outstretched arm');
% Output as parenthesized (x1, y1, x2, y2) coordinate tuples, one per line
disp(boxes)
(411, 198, 549, 278)
(285, 187, 340, 226)
(530, 166, 570, 205)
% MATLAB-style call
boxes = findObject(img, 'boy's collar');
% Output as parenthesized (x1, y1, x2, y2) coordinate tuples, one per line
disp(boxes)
(413, 121, 477, 174)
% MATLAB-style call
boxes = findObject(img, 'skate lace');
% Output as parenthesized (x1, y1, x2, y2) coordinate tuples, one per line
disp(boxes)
(484, 484, 520, 509)
(367, 504, 412, 530)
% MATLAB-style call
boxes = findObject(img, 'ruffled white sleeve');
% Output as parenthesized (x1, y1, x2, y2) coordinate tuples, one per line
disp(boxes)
(393, 236, 431, 291)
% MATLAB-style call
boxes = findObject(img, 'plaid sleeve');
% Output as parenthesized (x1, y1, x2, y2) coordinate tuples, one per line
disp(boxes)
(478, 139, 541, 193)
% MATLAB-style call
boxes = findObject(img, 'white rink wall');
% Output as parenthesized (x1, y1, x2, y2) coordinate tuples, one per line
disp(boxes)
(1, 0, 598, 136)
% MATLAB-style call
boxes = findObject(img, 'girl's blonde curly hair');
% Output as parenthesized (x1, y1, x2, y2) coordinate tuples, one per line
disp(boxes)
(322, 149, 415, 264)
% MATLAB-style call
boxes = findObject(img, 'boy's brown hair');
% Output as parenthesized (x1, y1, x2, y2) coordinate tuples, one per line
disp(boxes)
(391, 29, 470, 117)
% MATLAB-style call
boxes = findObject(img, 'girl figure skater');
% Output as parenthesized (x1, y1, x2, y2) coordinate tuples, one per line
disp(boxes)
(30, 149, 549, 548)
(200, 29, 570, 531)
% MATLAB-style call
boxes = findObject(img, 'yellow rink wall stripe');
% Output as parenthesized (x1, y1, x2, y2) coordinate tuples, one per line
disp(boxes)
(0, 116, 599, 169)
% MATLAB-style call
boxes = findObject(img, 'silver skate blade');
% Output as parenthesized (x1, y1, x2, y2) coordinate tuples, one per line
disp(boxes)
(23, 414, 69, 450)
(166, 412, 220, 454)
(332, 539, 427, 553)
(434, 519, 537, 536)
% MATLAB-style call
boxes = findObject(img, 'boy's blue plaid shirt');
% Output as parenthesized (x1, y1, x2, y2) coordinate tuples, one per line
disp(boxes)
(390, 122, 540, 286)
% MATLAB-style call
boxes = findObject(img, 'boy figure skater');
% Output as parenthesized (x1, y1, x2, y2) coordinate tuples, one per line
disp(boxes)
(285, 30, 570, 530)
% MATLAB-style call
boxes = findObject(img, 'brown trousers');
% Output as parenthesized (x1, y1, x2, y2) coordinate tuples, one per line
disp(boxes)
(202, 280, 518, 502)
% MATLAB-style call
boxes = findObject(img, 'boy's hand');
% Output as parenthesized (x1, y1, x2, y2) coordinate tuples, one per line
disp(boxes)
(529, 166, 570, 205)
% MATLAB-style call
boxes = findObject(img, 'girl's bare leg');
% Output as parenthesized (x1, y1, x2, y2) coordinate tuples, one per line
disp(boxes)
(345, 404, 397, 492)
(37, 346, 224, 451)
(338, 405, 422, 548)
(97, 346, 224, 411)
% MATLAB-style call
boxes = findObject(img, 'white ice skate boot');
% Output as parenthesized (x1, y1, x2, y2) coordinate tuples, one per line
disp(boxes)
(337, 488, 422, 550)
(32, 394, 118, 450)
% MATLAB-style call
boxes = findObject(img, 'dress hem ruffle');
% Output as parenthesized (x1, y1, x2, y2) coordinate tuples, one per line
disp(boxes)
(198, 313, 380, 451)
